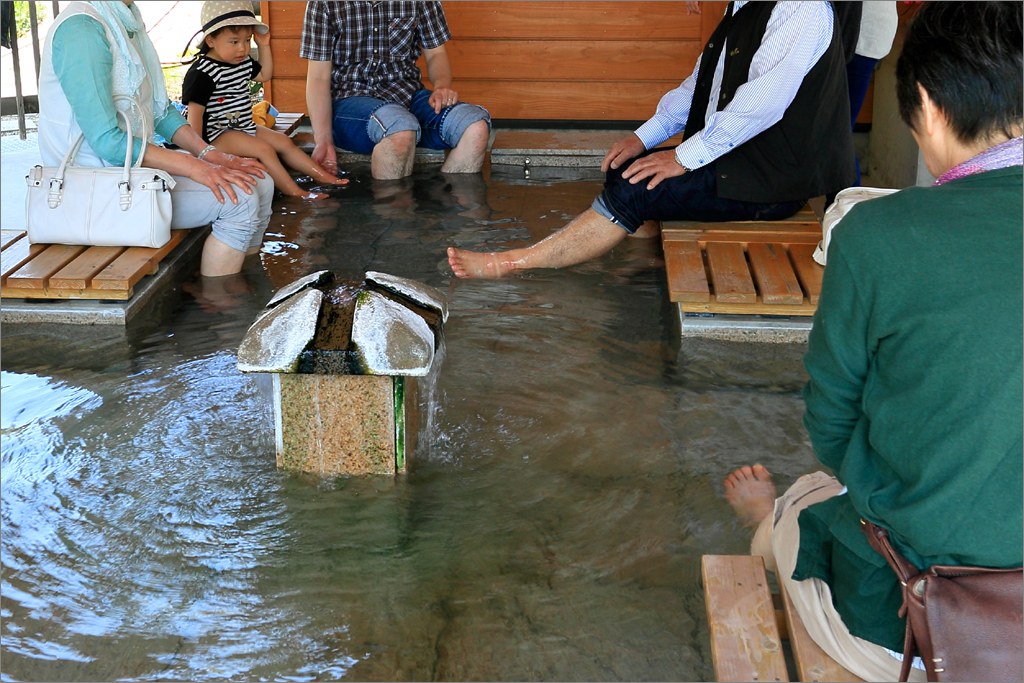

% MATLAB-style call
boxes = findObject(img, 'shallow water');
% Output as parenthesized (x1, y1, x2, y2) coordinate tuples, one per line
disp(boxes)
(1, 164, 818, 681)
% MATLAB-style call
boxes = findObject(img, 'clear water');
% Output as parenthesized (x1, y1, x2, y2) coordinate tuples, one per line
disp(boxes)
(1, 165, 818, 681)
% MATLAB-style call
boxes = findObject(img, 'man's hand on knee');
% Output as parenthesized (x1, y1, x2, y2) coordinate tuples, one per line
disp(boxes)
(621, 150, 688, 190)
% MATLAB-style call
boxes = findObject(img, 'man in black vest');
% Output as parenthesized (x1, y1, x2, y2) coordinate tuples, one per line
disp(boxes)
(448, 1, 855, 279)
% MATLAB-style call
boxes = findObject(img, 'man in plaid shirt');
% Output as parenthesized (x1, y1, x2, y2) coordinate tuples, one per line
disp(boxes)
(301, 1, 491, 180)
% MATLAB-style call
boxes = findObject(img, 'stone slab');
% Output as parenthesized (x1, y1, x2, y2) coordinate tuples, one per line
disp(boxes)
(0, 227, 207, 325)
(676, 308, 812, 344)
(274, 373, 398, 476)
(490, 130, 683, 167)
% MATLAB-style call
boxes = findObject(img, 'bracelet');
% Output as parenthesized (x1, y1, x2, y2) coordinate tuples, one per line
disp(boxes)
(197, 144, 216, 161)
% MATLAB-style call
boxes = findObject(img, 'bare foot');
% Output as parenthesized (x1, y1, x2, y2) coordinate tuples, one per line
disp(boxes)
(310, 169, 349, 186)
(723, 464, 777, 528)
(447, 247, 516, 279)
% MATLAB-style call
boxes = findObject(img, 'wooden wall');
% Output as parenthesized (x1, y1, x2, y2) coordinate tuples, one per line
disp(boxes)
(260, 1, 726, 123)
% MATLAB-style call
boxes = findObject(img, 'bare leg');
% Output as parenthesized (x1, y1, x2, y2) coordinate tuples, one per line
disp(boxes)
(447, 208, 629, 279)
(632, 220, 661, 238)
(199, 233, 247, 277)
(440, 119, 489, 174)
(371, 130, 417, 180)
(213, 131, 327, 200)
(254, 126, 348, 187)
(723, 464, 777, 528)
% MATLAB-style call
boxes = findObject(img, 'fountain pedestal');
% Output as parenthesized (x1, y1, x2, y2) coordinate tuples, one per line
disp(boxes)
(238, 271, 445, 476)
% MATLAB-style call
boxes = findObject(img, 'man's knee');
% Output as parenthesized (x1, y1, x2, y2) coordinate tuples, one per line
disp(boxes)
(442, 104, 491, 149)
(375, 129, 417, 158)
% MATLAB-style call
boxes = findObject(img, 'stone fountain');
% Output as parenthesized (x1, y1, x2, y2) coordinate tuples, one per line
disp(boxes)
(237, 270, 447, 476)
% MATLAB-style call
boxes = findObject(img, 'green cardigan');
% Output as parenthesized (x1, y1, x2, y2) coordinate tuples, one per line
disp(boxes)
(797, 166, 1024, 651)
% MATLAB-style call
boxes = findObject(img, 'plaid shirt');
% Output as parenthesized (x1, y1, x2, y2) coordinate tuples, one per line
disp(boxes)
(300, 1, 451, 108)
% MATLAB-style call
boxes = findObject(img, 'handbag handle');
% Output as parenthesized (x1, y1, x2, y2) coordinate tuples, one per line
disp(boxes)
(48, 95, 151, 211)
(861, 519, 920, 682)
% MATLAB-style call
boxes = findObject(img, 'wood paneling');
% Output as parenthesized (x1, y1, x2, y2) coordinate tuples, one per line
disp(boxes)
(261, 1, 722, 122)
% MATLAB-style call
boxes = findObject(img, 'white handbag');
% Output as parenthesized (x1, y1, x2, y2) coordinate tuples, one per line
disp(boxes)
(25, 96, 176, 248)
(813, 186, 899, 265)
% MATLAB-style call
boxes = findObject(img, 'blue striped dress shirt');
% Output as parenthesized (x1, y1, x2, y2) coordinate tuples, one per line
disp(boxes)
(634, 1, 834, 171)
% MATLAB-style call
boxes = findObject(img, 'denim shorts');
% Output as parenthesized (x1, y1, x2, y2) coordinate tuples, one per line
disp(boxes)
(331, 89, 490, 155)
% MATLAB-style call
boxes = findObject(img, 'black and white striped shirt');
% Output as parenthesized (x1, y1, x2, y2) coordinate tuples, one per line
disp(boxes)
(182, 56, 262, 141)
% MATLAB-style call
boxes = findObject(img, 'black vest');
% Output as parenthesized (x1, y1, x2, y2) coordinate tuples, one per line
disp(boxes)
(684, 2, 855, 203)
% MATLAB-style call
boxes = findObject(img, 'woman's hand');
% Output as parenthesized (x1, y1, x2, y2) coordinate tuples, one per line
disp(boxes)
(190, 158, 262, 205)
(204, 148, 267, 178)
(429, 87, 459, 114)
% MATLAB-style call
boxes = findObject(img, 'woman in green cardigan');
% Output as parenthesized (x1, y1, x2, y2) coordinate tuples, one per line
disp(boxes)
(724, 2, 1022, 680)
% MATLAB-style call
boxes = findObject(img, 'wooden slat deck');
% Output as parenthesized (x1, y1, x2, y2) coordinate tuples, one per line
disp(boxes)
(702, 555, 864, 683)
(1, 229, 188, 301)
(662, 205, 824, 317)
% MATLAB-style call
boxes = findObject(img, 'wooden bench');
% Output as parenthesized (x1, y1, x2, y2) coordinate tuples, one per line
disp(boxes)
(662, 204, 824, 317)
(702, 555, 863, 682)
(1, 229, 189, 301)
(272, 111, 304, 136)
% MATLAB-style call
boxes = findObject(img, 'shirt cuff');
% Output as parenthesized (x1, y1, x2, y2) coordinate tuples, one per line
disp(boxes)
(675, 135, 716, 171)
(634, 120, 672, 151)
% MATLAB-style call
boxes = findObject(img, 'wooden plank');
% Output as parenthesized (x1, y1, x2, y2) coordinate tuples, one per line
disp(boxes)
(706, 242, 756, 304)
(264, 1, 702, 40)
(747, 243, 805, 305)
(679, 299, 817, 317)
(702, 555, 789, 682)
(1, 236, 47, 286)
(789, 243, 824, 305)
(272, 112, 304, 136)
(266, 37, 700, 82)
(91, 230, 187, 291)
(48, 246, 124, 290)
(780, 584, 864, 682)
(662, 206, 820, 234)
(5, 244, 87, 290)
(265, 77, 682, 122)
(1, 230, 26, 250)
(446, 2, 700, 39)
(664, 239, 710, 303)
(663, 229, 821, 245)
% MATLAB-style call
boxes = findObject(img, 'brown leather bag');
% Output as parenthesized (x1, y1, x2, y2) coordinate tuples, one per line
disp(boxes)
(860, 519, 1023, 682)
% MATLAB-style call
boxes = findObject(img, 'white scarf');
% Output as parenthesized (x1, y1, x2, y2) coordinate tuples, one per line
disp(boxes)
(87, 1, 168, 137)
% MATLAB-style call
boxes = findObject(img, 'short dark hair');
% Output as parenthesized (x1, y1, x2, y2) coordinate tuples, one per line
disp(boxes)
(897, 1, 1022, 144)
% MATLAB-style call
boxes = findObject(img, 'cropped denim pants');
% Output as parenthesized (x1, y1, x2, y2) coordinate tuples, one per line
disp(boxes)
(591, 149, 805, 234)
(331, 89, 491, 155)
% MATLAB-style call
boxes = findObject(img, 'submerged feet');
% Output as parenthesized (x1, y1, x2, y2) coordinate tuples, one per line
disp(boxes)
(447, 247, 517, 279)
(723, 464, 777, 528)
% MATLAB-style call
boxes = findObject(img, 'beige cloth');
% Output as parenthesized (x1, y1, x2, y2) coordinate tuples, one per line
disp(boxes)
(750, 472, 927, 682)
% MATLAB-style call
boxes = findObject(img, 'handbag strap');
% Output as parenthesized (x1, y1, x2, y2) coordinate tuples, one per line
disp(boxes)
(860, 519, 919, 681)
(49, 96, 152, 211)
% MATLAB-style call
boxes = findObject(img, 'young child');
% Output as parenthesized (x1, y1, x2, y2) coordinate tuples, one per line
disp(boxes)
(182, 1, 346, 200)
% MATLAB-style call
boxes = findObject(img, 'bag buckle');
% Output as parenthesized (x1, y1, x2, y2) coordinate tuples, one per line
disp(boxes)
(118, 180, 132, 211)
(47, 178, 63, 208)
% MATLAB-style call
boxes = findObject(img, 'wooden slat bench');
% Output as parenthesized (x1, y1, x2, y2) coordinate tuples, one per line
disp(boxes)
(662, 204, 824, 317)
(702, 555, 863, 682)
(272, 111, 304, 136)
(1, 229, 188, 301)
